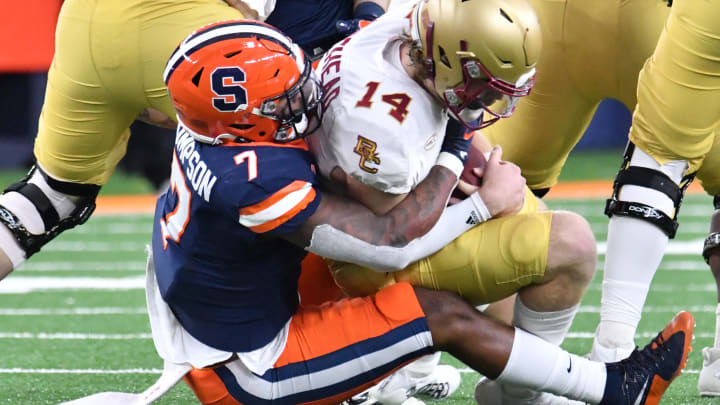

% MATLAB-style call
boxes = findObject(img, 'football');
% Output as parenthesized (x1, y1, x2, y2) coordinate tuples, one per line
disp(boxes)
(460, 143, 487, 186)
(450, 144, 487, 202)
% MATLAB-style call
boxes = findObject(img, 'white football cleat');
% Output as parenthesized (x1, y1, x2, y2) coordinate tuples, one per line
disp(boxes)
(375, 364, 461, 404)
(698, 347, 720, 396)
(344, 363, 460, 405)
(474, 377, 586, 405)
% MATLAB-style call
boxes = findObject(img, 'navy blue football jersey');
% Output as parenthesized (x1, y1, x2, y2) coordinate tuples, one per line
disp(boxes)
(151, 124, 321, 352)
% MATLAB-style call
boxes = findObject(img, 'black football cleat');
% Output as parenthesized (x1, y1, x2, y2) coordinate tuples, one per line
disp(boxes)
(601, 311, 694, 405)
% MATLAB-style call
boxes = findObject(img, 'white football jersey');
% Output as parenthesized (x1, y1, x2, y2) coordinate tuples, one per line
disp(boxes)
(308, 5, 448, 195)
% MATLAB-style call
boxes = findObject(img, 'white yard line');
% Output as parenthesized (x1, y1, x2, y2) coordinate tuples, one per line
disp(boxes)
(43, 242, 147, 252)
(0, 276, 145, 293)
(0, 305, 716, 316)
(71, 224, 151, 235)
(0, 307, 146, 315)
(18, 262, 146, 272)
(0, 332, 151, 339)
(0, 368, 162, 374)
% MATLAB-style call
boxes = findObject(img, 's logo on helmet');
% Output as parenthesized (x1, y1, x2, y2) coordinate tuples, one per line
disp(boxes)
(211, 67, 248, 112)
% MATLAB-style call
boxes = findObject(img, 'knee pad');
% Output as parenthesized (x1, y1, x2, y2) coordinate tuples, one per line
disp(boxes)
(605, 143, 695, 239)
(0, 166, 100, 258)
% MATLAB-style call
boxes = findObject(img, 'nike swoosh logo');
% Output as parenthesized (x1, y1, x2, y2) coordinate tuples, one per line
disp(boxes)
(567, 357, 572, 373)
(633, 377, 650, 405)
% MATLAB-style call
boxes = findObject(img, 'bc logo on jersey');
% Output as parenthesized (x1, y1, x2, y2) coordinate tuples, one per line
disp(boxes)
(211, 67, 248, 112)
(353, 135, 381, 173)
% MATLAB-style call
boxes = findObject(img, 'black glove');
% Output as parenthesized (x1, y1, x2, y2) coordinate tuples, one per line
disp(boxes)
(441, 117, 474, 164)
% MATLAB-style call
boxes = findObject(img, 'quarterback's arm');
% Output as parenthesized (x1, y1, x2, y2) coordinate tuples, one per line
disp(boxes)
(283, 165, 488, 271)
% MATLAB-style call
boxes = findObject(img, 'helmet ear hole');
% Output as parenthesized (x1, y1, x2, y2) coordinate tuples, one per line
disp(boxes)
(438, 46, 451, 69)
(191, 68, 204, 87)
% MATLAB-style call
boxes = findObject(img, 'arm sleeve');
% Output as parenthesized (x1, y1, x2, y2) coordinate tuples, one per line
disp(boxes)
(306, 192, 488, 271)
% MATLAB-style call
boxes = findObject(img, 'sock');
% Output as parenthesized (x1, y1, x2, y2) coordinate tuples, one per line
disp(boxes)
(598, 213, 668, 349)
(497, 297, 580, 400)
(497, 328, 606, 404)
(513, 296, 578, 346)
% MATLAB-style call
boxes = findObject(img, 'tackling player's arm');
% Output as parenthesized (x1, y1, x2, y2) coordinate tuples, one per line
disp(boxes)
(293, 165, 455, 247)
(283, 164, 490, 271)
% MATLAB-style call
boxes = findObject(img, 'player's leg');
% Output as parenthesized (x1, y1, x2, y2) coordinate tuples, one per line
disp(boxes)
(483, 0, 605, 193)
(0, 0, 250, 277)
(699, 199, 720, 396)
(183, 282, 437, 404)
(592, 0, 720, 362)
(0, 0, 129, 277)
(473, 210, 596, 404)
(331, 209, 594, 337)
(138, 0, 248, 121)
(181, 281, 693, 405)
(331, 208, 594, 403)
(422, 288, 694, 405)
(696, 138, 720, 395)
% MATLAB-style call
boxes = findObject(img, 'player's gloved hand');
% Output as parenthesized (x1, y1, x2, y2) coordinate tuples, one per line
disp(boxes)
(475, 145, 526, 218)
(336, 2, 385, 36)
(442, 118, 474, 163)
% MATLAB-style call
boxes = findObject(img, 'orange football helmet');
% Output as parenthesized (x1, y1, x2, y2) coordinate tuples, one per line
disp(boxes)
(164, 20, 323, 144)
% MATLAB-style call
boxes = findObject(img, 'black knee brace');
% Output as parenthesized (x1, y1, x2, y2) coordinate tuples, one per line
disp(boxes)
(0, 166, 100, 258)
(604, 143, 695, 239)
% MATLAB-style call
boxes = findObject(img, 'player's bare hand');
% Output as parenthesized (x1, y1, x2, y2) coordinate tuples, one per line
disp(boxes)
(448, 168, 483, 205)
(475, 146, 525, 217)
(223, 0, 259, 19)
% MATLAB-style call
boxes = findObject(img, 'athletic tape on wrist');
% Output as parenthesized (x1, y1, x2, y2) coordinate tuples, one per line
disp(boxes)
(470, 192, 492, 222)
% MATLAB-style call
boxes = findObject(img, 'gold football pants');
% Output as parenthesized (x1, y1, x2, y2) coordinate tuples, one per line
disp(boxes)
(33, 0, 246, 185)
(329, 191, 552, 305)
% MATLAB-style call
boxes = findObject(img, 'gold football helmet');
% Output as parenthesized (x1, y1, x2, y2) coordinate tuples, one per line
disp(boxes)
(411, 0, 541, 129)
